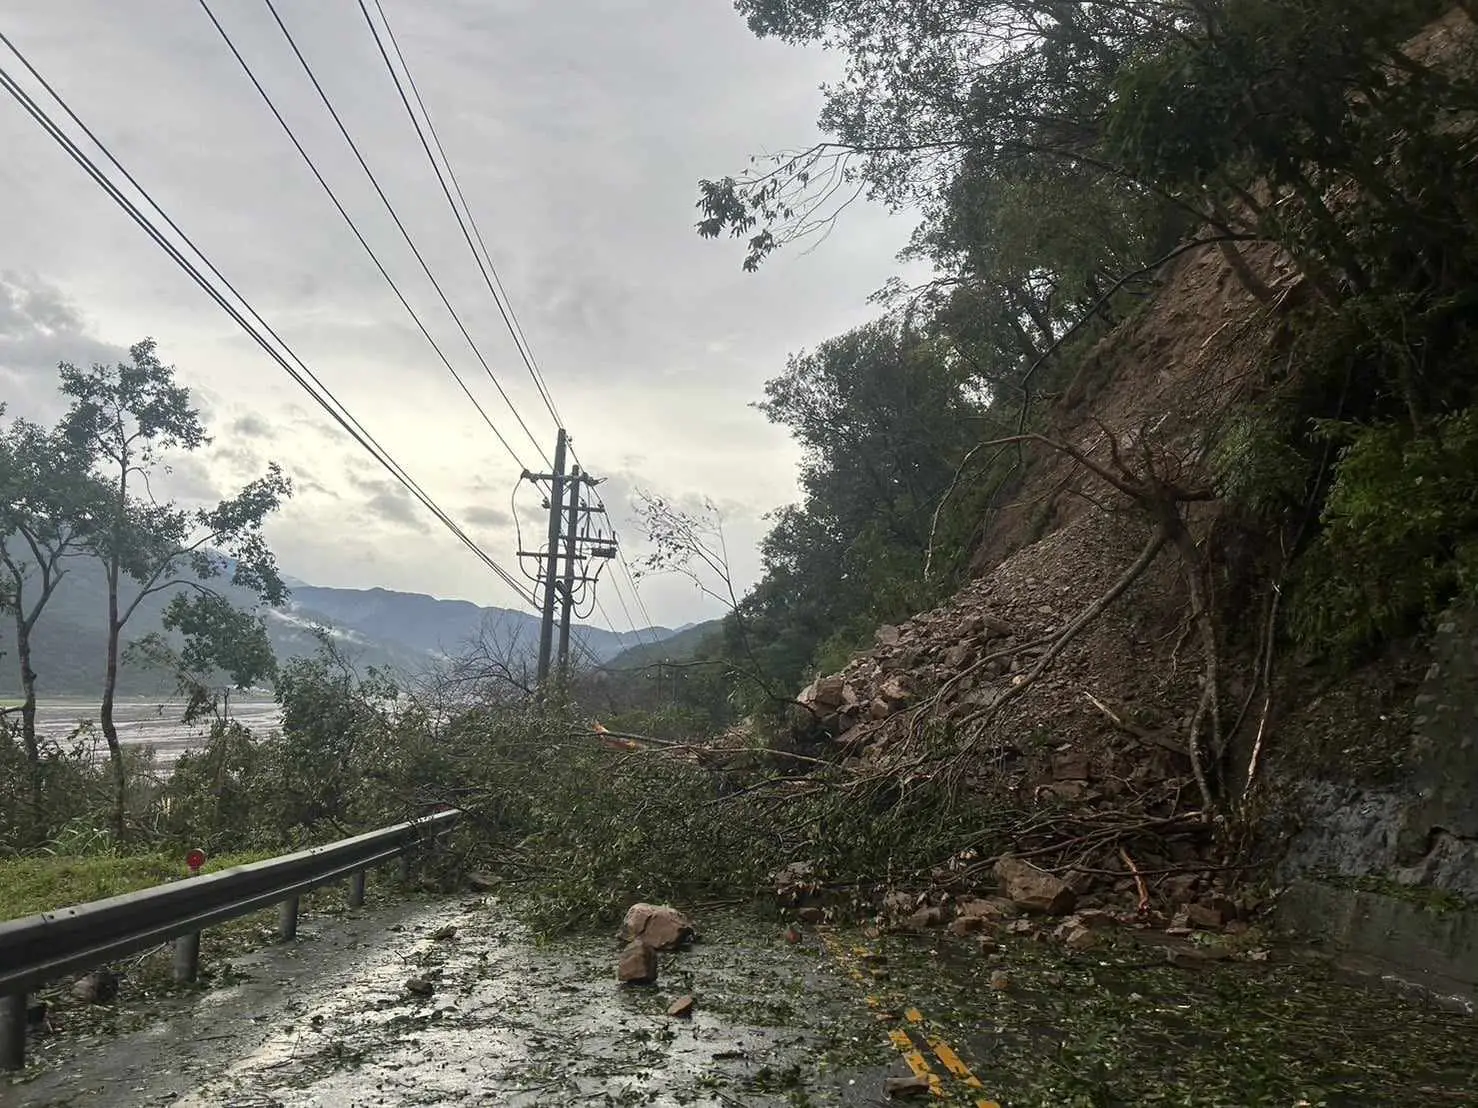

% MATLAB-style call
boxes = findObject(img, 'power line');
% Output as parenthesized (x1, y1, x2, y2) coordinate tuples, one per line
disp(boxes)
(358, 2, 668, 657)
(360, 0, 566, 433)
(196, 0, 541, 473)
(0, 37, 537, 608)
(604, 557, 655, 648)
(256, 0, 553, 467)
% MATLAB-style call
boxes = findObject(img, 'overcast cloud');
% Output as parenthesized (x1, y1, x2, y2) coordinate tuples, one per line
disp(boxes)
(0, 0, 918, 630)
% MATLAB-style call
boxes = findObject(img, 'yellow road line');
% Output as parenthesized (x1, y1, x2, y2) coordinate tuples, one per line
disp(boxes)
(820, 929, 1002, 1107)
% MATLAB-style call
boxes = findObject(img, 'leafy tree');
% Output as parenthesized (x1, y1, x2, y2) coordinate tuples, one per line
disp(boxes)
(128, 593, 278, 726)
(703, 320, 987, 704)
(0, 408, 108, 834)
(699, 0, 1189, 270)
(59, 339, 291, 839)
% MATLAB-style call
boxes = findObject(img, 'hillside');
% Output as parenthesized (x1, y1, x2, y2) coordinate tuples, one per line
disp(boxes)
(602, 619, 722, 671)
(0, 556, 681, 697)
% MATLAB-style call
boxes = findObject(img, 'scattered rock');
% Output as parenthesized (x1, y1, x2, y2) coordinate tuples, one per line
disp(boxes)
(1183, 902, 1226, 930)
(666, 994, 695, 1018)
(949, 916, 988, 937)
(1052, 750, 1092, 781)
(884, 1075, 934, 1098)
(798, 906, 824, 924)
(813, 675, 847, 707)
(619, 903, 695, 951)
(617, 940, 658, 985)
(784, 924, 803, 945)
(1061, 924, 1098, 951)
(989, 969, 1012, 991)
(995, 856, 1078, 915)
(404, 976, 435, 998)
(903, 905, 947, 930)
(958, 896, 1018, 920)
(878, 675, 913, 705)
(71, 971, 119, 1005)
(466, 871, 499, 892)
(429, 924, 457, 941)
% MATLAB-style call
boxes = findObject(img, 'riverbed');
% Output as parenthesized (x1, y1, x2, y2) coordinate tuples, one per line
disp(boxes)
(25, 698, 283, 768)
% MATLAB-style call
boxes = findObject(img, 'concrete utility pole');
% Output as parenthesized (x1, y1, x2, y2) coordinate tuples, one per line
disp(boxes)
(532, 429, 567, 685)
(556, 465, 582, 675)
(520, 431, 618, 689)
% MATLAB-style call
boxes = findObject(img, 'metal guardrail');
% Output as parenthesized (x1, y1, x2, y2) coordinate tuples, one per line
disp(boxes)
(0, 808, 459, 1070)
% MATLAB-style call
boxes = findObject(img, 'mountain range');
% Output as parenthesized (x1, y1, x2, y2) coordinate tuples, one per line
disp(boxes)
(0, 554, 691, 698)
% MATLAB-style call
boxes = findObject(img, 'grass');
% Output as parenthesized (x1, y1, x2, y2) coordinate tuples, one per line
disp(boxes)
(0, 850, 278, 921)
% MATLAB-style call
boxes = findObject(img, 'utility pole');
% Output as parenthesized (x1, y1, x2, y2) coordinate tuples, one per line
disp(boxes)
(525, 428, 566, 686)
(556, 465, 582, 675)
(519, 430, 619, 689)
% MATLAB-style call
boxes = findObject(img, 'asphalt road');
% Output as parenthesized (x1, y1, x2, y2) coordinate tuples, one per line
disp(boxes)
(1, 898, 913, 1108)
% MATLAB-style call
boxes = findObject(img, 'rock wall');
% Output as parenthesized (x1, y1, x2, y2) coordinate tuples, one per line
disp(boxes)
(1274, 603, 1478, 1001)
(1277, 604, 1478, 898)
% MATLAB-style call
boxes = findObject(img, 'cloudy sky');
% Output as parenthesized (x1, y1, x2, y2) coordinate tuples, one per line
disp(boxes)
(0, 0, 917, 631)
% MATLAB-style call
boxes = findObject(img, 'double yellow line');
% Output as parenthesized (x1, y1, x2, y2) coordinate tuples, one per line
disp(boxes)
(820, 931, 1001, 1108)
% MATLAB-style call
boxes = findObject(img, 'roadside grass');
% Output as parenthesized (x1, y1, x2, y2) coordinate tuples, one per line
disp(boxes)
(0, 850, 279, 921)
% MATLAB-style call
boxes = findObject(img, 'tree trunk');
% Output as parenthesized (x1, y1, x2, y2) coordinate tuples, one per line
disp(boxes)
(102, 556, 126, 842)
(14, 608, 42, 844)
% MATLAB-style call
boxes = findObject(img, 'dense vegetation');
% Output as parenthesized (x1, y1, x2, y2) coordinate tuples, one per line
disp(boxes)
(6, 2, 1478, 942)
(690, 0, 1478, 701)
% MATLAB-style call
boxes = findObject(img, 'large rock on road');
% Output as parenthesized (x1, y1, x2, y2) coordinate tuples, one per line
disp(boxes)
(618, 903, 696, 951)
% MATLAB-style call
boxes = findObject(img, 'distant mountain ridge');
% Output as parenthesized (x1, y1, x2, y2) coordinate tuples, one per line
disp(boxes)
(0, 552, 682, 697)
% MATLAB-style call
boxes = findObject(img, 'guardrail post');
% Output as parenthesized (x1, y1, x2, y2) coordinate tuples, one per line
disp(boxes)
(348, 869, 366, 908)
(1, 991, 25, 1072)
(398, 849, 413, 885)
(172, 932, 201, 983)
(279, 896, 300, 942)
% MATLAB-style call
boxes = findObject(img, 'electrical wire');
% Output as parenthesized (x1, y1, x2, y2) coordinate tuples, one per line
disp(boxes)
(358, 1, 669, 653)
(197, 0, 545, 472)
(256, 0, 553, 465)
(359, 0, 566, 433)
(0, 39, 537, 608)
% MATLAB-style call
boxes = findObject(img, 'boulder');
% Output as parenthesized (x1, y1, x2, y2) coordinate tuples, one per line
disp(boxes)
(617, 940, 658, 985)
(903, 905, 946, 930)
(1052, 750, 1091, 781)
(876, 625, 902, 647)
(71, 971, 119, 1005)
(943, 643, 973, 669)
(1183, 902, 1226, 930)
(994, 856, 1078, 915)
(869, 698, 893, 721)
(813, 675, 847, 708)
(878, 675, 913, 705)
(618, 903, 695, 951)
(957, 896, 1016, 920)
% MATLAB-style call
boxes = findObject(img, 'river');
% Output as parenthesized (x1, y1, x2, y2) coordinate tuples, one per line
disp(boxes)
(25, 697, 283, 769)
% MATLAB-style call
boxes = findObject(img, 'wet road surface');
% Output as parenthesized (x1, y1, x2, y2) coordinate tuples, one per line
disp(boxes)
(2, 897, 905, 1107)
(6, 893, 1475, 1106)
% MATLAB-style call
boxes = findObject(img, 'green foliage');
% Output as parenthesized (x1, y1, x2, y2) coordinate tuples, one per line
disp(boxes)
(1290, 409, 1478, 659)
(0, 849, 274, 921)
(1211, 407, 1318, 518)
